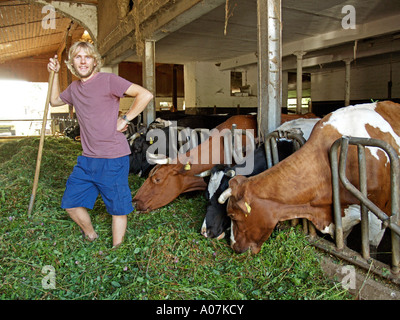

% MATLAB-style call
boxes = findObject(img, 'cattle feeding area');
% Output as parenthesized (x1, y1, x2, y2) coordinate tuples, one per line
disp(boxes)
(218, 101, 400, 283)
(0, 137, 351, 300)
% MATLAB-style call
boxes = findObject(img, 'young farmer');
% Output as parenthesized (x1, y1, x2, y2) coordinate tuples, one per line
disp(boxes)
(47, 41, 153, 247)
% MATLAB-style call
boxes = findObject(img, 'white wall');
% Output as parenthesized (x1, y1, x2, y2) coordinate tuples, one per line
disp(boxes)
(311, 61, 400, 101)
(184, 58, 399, 113)
(184, 61, 258, 112)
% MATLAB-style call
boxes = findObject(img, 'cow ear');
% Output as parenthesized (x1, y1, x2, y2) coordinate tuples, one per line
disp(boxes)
(237, 199, 251, 217)
(228, 175, 247, 189)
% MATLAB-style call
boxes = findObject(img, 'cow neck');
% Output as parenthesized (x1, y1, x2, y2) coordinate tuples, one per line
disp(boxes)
(252, 141, 329, 204)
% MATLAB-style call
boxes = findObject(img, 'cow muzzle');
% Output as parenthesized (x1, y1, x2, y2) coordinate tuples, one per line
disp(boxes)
(231, 242, 261, 254)
(201, 219, 225, 240)
(132, 199, 150, 213)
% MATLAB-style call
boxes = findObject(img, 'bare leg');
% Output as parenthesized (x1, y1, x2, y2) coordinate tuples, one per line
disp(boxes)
(66, 207, 98, 241)
(112, 215, 127, 247)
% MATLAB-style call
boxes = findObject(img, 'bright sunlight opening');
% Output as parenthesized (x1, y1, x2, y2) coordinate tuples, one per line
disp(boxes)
(0, 80, 50, 136)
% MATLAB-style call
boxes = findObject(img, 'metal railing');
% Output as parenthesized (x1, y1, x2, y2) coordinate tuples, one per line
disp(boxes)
(264, 128, 306, 169)
(264, 128, 311, 232)
(330, 136, 400, 274)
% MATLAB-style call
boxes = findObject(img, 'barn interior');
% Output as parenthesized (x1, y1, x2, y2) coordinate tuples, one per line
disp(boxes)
(1, 0, 400, 296)
(0, 0, 399, 136)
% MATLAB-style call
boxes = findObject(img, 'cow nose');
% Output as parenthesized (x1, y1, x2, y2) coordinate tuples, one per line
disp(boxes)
(201, 220, 208, 237)
(132, 199, 148, 212)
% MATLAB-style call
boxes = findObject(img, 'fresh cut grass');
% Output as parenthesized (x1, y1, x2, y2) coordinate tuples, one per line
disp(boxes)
(0, 137, 351, 300)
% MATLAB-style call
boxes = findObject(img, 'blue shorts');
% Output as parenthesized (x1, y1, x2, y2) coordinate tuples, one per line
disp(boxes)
(61, 155, 134, 215)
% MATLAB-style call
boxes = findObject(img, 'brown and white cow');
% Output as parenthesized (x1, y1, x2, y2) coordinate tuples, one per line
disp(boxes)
(219, 101, 400, 254)
(133, 115, 257, 212)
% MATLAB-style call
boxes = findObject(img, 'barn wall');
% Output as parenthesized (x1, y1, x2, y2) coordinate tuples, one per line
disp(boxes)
(184, 61, 258, 114)
(311, 61, 400, 101)
(0, 57, 49, 82)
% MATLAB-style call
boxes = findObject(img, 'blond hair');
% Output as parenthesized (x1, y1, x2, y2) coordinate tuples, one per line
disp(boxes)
(65, 41, 103, 78)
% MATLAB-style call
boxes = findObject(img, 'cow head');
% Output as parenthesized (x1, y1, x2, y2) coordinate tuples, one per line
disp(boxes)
(133, 161, 207, 212)
(197, 165, 235, 239)
(219, 175, 278, 254)
(133, 115, 258, 211)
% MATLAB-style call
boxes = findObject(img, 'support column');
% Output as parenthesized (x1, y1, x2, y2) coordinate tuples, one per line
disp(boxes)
(344, 58, 352, 106)
(257, 0, 282, 141)
(142, 39, 156, 126)
(282, 71, 288, 113)
(172, 64, 178, 112)
(294, 51, 306, 114)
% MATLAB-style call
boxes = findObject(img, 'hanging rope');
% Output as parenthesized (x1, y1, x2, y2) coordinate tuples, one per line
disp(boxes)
(224, 0, 237, 35)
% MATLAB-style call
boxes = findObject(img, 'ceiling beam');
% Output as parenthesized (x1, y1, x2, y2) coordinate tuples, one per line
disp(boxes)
(282, 13, 400, 56)
(34, 0, 97, 40)
(218, 12, 400, 70)
(101, 0, 226, 66)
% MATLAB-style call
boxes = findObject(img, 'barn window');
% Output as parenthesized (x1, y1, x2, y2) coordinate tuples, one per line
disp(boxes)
(231, 71, 242, 95)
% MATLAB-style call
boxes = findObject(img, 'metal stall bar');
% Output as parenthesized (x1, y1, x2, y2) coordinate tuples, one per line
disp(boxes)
(330, 136, 400, 274)
(357, 142, 370, 260)
(330, 138, 344, 250)
(264, 129, 311, 233)
(264, 129, 306, 168)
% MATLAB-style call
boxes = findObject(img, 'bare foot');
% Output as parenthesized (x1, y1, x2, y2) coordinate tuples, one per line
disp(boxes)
(80, 229, 98, 242)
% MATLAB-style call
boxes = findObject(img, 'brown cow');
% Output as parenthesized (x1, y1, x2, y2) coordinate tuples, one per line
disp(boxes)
(219, 101, 400, 254)
(133, 115, 257, 212)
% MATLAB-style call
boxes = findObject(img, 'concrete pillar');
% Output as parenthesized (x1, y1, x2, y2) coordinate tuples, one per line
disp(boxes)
(257, 0, 282, 140)
(282, 70, 288, 112)
(172, 64, 178, 112)
(294, 51, 306, 114)
(344, 58, 352, 106)
(142, 39, 156, 126)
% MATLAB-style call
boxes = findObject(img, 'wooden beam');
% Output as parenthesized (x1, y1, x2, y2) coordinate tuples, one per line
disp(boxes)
(100, 0, 226, 66)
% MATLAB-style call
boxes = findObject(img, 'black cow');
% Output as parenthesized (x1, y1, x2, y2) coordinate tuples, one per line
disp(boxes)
(64, 124, 80, 140)
(128, 128, 152, 177)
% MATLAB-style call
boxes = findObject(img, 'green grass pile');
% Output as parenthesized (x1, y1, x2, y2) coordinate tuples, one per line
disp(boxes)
(0, 137, 351, 300)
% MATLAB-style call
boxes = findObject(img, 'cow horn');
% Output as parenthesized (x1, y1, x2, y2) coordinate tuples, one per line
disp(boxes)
(195, 169, 211, 177)
(146, 151, 171, 164)
(218, 188, 232, 204)
(128, 132, 141, 145)
(225, 169, 236, 178)
(128, 132, 141, 141)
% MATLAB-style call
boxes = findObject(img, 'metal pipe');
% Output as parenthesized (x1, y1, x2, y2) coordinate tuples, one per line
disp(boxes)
(329, 139, 344, 250)
(270, 137, 279, 165)
(344, 59, 352, 106)
(357, 144, 370, 260)
(143, 39, 156, 126)
(294, 51, 306, 114)
(333, 136, 400, 273)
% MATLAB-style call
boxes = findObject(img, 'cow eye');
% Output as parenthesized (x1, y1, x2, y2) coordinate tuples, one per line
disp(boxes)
(152, 176, 161, 184)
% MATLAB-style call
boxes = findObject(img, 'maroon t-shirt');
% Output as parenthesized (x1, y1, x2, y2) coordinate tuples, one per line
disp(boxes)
(60, 72, 132, 158)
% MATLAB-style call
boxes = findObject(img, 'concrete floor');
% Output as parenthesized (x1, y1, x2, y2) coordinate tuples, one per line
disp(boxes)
(320, 255, 400, 300)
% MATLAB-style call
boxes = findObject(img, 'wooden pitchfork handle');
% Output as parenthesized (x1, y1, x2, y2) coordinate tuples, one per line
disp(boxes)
(28, 70, 55, 215)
